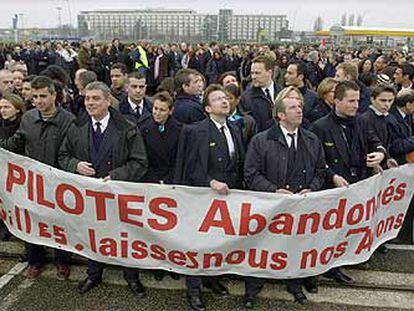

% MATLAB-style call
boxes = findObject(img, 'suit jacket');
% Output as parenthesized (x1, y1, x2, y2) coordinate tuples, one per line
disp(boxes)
(118, 96, 152, 128)
(172, 95, 206, 125)
(244, 121, 326, 192)
(388, 106, 414, 164)
(239, 83, 281, 132)
(310, 111, 385, 185)
(174, 118, 244, 187)
(58, 107, 148, 182)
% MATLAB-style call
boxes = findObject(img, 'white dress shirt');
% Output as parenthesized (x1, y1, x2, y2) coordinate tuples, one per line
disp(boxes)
(280, 124, 299, 148)
(210, 118, 235, 156)
(91, 113, 110, 132)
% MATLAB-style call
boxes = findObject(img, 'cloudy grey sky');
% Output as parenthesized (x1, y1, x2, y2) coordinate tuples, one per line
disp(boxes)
(2, 0, 414, 31)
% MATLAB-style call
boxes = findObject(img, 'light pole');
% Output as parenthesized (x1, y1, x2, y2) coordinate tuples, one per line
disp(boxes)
(65, 0, 73, 37)
(56, 6, 62, 38)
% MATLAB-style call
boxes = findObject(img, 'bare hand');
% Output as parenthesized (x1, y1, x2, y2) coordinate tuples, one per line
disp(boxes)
(76, 161, 96, 176)
(387, 158, 399, 169)
(333, 174, 349, 187)
(102, 176, 111, 182)
(366, 152, 385, 167)
(275, 189, 294, 195)
(209, 179, 229, 195)
(298, 189, 311, 195)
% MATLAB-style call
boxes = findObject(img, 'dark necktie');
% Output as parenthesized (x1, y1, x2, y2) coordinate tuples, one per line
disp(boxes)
(288, 133, 296, 151)
(220, 126, 230, 157)
(287, 133, 297, 173)
(265, 88, 273, 103)
(135, 106, 141, 117)
(94, 121, 104, 149)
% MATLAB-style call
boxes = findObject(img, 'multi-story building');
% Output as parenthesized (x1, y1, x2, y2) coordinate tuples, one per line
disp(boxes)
(78, 9, 289, 42)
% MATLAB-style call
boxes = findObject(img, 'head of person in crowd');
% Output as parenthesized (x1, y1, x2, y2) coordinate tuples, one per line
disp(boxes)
(251, 54, 274, 89)
(358, 58, 374, 75)
(80, 40, 91, 51)
(274, 96, 303, 131)
(21, 75, 36, 104)
(284, 61, 307, 88)
(370, 85, 396, 115)
(0, 69, 15, 95)
(0, 93, 25, 121)
(84, 81, 111, 121)
(317, 77, 338, 108)
(274, 86, 304, 115)
(394, 89, 414, 116)
(218, 71, 239, 88)
(202, 84, 230, 123)
(374, 55, 389, 74)
(333, 80, 360, 118)
(11, 69, 25, 94)
(126, 72, 147, 105)
(174, 68, 204, 97)
(371, 74, 392, 90)
(393, 62, 414, 89)
(335, 62, 358, 82)
(110, 62, 128, 91)
(31, 76, 57, 117)
(152, 91, 174, 125)
(307, 50, 319, 64)
(78, 71, 98, 95)
(40, 65, 70, 88)
(277, 54, 290, 69)
(224, 83, 241, 115)
(10, 62, 28, 77)
(156, 77, 176, 99)
(74, 68, 87, 92)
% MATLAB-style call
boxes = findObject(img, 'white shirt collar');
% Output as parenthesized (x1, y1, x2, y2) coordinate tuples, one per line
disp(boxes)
(210, 117, 227, 131)
(261, 82, 275, 101)
(128, 97, 143, 113)
(397, 107, 407, 119)
(91, 112, 110, 132)
(279, 124, 298, 147)
(369, 105, 389, 117)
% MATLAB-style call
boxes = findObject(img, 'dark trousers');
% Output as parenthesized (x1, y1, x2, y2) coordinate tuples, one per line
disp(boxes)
(397, 196, 414, 244)
(244, 277, 264, 299)
(287, 277, 316, 293)
(186, 276, 221, 297)
(87, 259, 139, 282)
(27, 243, 70, 267)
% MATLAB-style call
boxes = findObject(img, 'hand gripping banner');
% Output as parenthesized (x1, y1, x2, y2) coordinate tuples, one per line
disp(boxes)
(0, 148, 413, 279)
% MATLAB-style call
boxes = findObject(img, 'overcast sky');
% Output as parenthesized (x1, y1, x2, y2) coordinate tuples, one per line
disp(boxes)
(2, 0, 414, 31)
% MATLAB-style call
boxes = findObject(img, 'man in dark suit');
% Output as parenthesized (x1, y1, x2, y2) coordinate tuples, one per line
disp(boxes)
(172, 68, 206, 124)
(58, 81, 148, 298)
(118, 72, 152, 127)
(174, 84, 245, 311)
(139, 91, 182, 184)
(239, 54, 281, 132)
(311, 80, 386, 284)
(244, 96, 327, 305)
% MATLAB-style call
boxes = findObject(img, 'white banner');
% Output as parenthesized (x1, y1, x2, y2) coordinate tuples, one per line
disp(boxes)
(0, 148, 413, 279)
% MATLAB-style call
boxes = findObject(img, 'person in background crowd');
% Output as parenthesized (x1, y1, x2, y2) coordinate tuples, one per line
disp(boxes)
(172, 68, 205, 124)
(374, 55, 389, 75)
(218, 71, 239, 88)
(72, 70, 98, 116)
(0, 69, 15, 97)
(77, 40, 92, 70)
(21, 75, 35, 111)
(58, 81, 148, 298)
(239, 55, 280, 132)
(358, 58, 375, 88)
(393, 62, 414, 91)
(0, 76, 75, 280)
(273, 53, 289, 88)
(307, 77, 338, 123)
(110, 62, 128, 101)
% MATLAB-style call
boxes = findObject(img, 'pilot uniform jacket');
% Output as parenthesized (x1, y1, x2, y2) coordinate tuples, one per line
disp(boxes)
(139, 116, 182, 184)
(174, 118, 244, 188)
(388, 106, 414, 164)
(58, 107, 148, 182)
(244, 121, 327, 193)
(310, 111, 385, 186)
(239, 83, 281, 133)
(118, 96, 153, 128)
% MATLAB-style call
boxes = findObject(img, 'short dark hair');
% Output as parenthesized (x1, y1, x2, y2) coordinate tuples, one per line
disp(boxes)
(78, 70, 97, 89)
(395, 89, 414, 107)
(252, 55, 275, 71)
(40, 65, 69, 86)
(334, 80, 360, 100)
(288, 60, 308, 81)
(371, 85, 396, 99)
(202, 84, 225, 108)
(23, 75, 36, 84)
(31, 76, 55, 93)
(153, 91, 173, 109)
(110, 62, 127, 75)
(399, 62, 414, 81)
(224, 83, 240, 98)
(127, 72, 146, 81)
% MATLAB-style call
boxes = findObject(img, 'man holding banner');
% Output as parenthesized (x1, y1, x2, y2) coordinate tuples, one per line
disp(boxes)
(174, 84, 245, 311)
(58, 81, 149, 298)
(244, 90, 327, 305)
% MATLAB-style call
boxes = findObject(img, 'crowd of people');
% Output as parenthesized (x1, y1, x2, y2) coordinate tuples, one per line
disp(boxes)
(0, 38, 414, 310)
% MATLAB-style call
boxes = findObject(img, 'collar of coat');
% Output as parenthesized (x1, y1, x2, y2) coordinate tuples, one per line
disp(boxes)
(266, 121, 313, 145)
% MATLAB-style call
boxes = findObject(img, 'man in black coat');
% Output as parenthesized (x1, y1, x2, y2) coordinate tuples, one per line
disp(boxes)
(174, 84, 244, 311)
(172, 68, 205, 124)
(244, 96, 327, 305)
(118, 72, 152, 127)
(284, 61, 318, 120)
(139, 91, 182, 184)
(110, 62, 128, 101)
(239, 55, 281, 132)
(311, 81, 386, 284)
(58, 81, 148, 298)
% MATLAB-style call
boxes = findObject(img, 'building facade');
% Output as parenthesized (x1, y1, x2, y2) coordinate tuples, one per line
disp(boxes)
(78, 9, 289, 42)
